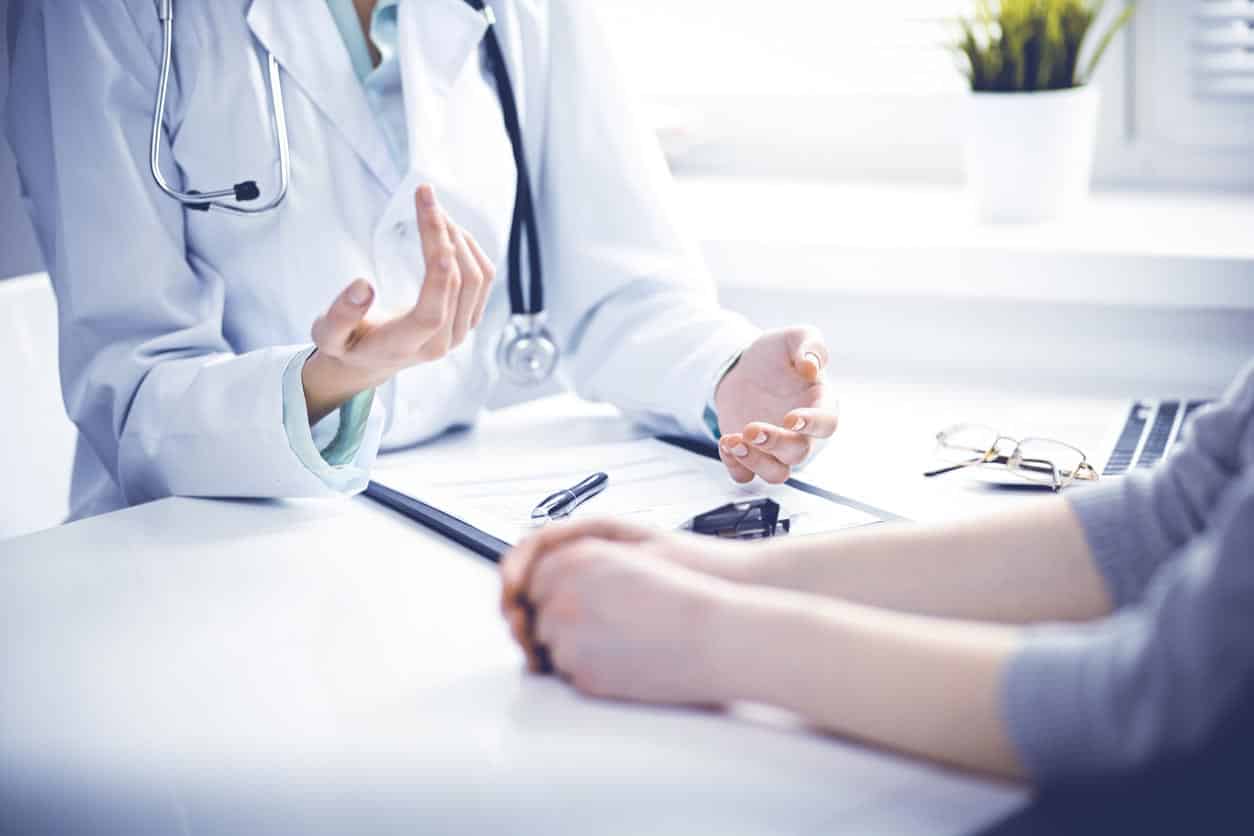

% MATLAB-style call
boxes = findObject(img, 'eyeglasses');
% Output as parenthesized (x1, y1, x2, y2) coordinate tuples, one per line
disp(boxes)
(924, 423, 1099, 492)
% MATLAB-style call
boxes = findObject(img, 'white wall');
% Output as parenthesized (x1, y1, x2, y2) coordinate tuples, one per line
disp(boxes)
(1, 4, 45, 280)
(717, 284, 1254, 399)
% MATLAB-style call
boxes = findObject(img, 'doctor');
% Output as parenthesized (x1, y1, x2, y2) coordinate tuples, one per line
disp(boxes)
(7, 0, 837, 521)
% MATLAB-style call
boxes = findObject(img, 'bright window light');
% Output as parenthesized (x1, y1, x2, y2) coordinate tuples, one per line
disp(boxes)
(599, 0, 970, 99)
(598, 1, 1254, 188)
(595, 1, 975, 178)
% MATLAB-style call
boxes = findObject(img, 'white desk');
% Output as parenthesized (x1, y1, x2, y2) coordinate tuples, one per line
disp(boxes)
(2, 384, 1137, 835)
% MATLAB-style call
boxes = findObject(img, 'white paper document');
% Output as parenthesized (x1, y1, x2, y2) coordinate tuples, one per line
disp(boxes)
(378, 438, 882, 546)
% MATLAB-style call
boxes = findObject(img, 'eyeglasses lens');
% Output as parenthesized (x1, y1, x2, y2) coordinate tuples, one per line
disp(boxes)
(1012, 439, 1087, 487)
(937, 425, 1001, 465)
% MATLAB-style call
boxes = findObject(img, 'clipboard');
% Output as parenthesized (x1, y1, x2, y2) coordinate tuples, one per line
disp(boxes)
(365, 435, 903, 563)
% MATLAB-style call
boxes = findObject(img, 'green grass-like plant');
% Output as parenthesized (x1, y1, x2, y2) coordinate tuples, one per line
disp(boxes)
(956, 0, 1136, 92)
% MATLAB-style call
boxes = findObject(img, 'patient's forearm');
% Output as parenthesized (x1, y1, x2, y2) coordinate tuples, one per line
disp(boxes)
(709, 587, 1027, 780)
(747, 499, 1110, 624)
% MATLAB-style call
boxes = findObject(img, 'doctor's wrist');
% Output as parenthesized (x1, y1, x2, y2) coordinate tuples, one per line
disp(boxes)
(302, 349, 383, 425)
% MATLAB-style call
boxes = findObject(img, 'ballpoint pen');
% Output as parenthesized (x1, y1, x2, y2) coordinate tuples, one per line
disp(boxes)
(530, 472, 609, 522)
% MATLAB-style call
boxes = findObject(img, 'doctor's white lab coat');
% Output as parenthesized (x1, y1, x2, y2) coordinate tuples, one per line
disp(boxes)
(7, 0, 758, 520)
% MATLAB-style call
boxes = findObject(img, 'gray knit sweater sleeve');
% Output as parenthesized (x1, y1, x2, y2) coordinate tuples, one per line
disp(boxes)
(1068, 363, 1254, 607)
(1003, 361, 1254, 783)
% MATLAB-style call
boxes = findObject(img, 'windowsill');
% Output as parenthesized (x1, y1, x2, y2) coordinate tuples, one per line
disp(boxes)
(679, 177, 1254, 310)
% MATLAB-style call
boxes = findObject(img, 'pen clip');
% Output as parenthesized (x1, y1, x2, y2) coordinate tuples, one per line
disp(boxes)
(530, 473, 608, 522)
(531, 489, 575, 521)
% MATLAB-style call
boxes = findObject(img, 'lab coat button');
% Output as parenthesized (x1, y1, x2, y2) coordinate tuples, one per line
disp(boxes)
(393, 221, 407, 238)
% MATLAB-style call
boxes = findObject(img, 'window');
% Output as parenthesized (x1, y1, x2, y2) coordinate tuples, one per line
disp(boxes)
(598, 1, 1254, 189)
(596, 1, 974, 180)
(1195, 0, 1254, 97)
(1098, 0, 1254, 187)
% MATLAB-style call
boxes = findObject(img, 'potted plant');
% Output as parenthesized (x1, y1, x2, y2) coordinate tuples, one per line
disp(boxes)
(955, 0, 1136, 222)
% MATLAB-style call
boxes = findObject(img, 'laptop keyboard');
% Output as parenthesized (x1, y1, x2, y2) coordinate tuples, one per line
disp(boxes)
(1103, 400, 1212, 476)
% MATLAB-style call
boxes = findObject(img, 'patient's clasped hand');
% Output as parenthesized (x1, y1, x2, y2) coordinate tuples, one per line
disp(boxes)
(501, 361, 1254, 785)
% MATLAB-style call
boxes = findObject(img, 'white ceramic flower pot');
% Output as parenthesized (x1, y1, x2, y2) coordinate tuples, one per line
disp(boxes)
(964, 85, 1100, 223)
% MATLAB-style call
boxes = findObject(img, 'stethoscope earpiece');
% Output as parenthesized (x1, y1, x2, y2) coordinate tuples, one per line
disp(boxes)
(149, 0, 290, 215)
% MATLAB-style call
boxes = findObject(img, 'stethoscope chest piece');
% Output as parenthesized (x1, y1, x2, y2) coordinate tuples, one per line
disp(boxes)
(497, 313, 560, 386)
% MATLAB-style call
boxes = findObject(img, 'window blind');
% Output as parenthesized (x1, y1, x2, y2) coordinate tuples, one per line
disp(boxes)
(1195, 0, 1254, 97)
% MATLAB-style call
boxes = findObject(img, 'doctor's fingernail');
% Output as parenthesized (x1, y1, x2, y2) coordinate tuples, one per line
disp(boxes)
(790, 417, 806, 431)
(347, 281, 372, 305)
(804, 352, 823, 371)
(731, 444, 749, 457)
(418, 185, 436, 207)
(751, 432, 768, 445)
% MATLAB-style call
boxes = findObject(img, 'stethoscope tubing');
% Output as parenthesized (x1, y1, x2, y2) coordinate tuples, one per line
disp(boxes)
(472, 3, 544, 317)
(149, 0, 290, 215)
(147, 0, 557, 384)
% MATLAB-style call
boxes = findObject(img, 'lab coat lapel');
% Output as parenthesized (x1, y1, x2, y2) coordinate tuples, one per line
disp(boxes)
(370, 0, 488, 298)
(395, 0, 489, 182)
(374, 1, 497, 440)
(246, 0, 398, 190)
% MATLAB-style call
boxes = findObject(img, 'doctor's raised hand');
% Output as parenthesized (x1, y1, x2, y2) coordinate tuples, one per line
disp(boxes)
(712, 327, 837, 484)
(11, 0, 844, 519)
(301, 185, 495, 424)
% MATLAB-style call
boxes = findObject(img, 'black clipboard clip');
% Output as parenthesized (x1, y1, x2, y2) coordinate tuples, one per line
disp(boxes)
(681, 498, 791, 540)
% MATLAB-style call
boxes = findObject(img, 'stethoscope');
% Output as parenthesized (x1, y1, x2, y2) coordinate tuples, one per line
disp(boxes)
(148, 0, 559, 386)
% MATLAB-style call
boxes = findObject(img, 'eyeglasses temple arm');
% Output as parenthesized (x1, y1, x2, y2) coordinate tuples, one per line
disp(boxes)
(923, 463, 966, 478)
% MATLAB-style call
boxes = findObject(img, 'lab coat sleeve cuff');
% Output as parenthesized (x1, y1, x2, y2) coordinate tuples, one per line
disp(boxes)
(281, 347, 377, 495)
(682, 320, 760, 440)
(702, 350, 745, 440)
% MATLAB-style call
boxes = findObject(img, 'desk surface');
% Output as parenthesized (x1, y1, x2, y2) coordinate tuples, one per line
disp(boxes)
(0, 382, 1141, 835)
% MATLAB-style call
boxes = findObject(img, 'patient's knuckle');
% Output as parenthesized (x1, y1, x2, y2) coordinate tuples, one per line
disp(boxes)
(550, 638, 575, 673)
(574, 668, 608, 697)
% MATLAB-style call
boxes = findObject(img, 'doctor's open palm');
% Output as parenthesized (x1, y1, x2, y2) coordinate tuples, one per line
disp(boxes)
(714, 327, 838, 484)
(302, 185, 496, 424)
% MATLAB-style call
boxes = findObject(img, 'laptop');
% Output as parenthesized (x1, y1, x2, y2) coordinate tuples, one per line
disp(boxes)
(1099, 399, 1213, 476)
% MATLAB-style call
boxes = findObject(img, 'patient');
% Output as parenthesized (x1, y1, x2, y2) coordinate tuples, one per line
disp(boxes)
(501, 361, 1254, 785)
